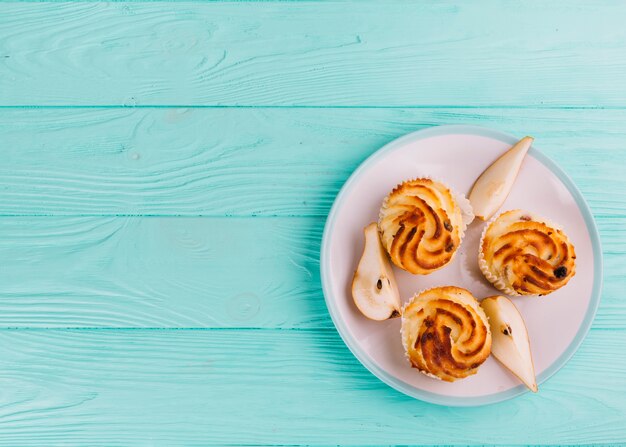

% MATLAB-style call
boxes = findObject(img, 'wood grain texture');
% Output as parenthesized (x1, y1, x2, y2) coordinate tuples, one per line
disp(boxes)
(3, 1, 626, 106)
(0, 215, 623, 330)
(0, 328, 624, 445)
(0, 216, 325, 328)
(2, 0, 626, 443)
(2, 107, 626, 217)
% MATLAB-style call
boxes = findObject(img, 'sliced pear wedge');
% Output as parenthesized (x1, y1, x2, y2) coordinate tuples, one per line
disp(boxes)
(469, 136, 534, 221)
(481, 295, 538, 392)
(351, 222, 401, 320)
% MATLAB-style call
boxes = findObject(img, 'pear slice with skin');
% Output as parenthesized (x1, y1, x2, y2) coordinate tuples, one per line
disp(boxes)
(351, 222, 401, 320)
(481, 295, 538, 392)
(469, 136, 534, 221)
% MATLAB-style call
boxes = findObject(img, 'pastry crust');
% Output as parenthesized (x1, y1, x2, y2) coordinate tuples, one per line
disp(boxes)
(378, 178, 468, 275)
(401, 286, 492, 382)
(479, 210, 576, 296)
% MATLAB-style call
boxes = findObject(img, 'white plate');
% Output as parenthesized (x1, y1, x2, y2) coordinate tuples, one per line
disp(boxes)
(320, 125, 602, 406)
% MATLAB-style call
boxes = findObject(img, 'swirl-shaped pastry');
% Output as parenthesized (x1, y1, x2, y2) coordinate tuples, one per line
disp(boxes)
(479, 210, 576, 296)
(378, 178, 471, 274)
(401, 286, 491, 381)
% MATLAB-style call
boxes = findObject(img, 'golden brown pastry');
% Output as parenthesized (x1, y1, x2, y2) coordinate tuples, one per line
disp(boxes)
(401, 286, 492, 382)
(479, 209, 576, 296)
(378, 178, 471, 274)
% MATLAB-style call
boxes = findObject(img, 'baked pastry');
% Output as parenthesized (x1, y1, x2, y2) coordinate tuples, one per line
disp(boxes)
(401, 286, 492, 382)
(378, 178, 472, 274)
(479, 209, 576, 296)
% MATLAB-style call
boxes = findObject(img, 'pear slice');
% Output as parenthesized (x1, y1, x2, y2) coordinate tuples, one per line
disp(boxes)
(469, 136, 534, 221)
(481, 296, 538, 392)
(351, 222, 401, 320)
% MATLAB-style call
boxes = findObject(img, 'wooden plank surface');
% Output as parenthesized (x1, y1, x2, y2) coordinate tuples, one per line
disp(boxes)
(2, 0, 626, 444)
(0, 328, 624, 445)
(2, 108, 626, 216)
(2, 1, 626, 106)
(0, 215, 624, 330)
(0, 217, 326, 328)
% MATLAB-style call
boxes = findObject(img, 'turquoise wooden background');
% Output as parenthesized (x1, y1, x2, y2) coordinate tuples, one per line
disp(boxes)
(1, 1, 626, 445)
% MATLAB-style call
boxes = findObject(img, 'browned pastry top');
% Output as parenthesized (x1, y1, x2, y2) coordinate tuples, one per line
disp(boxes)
(402, 286, 492, 382)
(379, 179, 464, 275)
(480, 210, 576, 296)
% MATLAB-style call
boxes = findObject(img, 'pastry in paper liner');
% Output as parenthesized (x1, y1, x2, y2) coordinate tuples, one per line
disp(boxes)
(478, 209, 576, 296)
(378, 178, 473, 275)
(401, 286, 492, 382)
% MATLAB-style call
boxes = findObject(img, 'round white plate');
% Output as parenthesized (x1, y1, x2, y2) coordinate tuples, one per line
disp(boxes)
(320, 125, 602, 406)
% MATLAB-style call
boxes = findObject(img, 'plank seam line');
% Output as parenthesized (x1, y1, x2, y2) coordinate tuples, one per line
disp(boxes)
(0, 327, 618, 331)
(0, 327, 337, 331)
(2, 105, 626, 110)
(0, 214, 327, 218)
(1, 214, 622, 219)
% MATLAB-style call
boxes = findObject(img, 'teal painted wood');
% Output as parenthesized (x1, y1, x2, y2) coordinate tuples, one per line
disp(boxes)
(2, 108, 626, 216)
(2, 0, 626, 443)
(0, 215, 624, 330)
(2, 1, 626, 106)
(0, 217, 326, 328)
(0, 329, 623, 445)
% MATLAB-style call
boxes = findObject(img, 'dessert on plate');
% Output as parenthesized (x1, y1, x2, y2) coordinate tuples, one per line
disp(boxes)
(479, 209, 576, 296)
(378, 178, 473, 275)
(346, 134, 580, 392)
(401, 286, 492, 382)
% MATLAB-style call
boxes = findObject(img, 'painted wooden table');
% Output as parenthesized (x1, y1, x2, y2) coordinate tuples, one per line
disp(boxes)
(1, 1, 625, 445)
